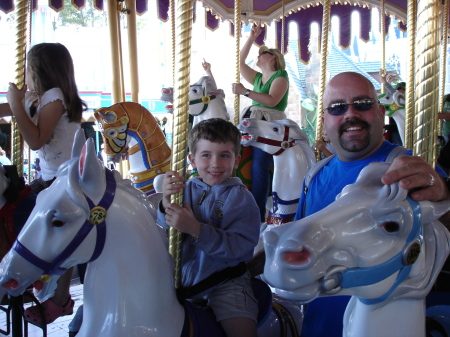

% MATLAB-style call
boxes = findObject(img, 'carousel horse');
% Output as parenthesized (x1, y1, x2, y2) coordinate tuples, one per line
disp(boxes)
(160, 75, 229, 128)
(94, 102, 171, 195)
(379, 91, 405, 145)
(263, 162, 450, 337)
(0, 137, 303, 337)
(238, 118, 315, 226)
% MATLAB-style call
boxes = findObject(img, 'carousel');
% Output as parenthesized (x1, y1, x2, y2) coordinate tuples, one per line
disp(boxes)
(0, 0, 449, 336)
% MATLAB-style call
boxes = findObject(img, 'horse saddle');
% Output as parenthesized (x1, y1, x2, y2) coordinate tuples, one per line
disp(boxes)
(180, 278, 273, 337)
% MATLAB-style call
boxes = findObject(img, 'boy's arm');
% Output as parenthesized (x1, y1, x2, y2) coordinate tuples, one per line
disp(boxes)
(194, 186, 260, 262)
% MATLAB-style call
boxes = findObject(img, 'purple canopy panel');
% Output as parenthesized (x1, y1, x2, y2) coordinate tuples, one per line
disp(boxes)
(206, 10, 220, 31)
(94, 0, 104, 11)
(136, 0, 147, 14)
(158, 0, 170, 22)
(0, 0, 13, 13)
(49, 0, 64, 12)
(73, 0, 86, 10)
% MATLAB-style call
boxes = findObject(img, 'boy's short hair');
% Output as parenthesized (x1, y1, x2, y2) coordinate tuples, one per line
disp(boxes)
(189, 118, 241, 156)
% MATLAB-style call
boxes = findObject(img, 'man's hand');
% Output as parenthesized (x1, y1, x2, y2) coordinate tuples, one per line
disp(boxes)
(381, 155, 450, 201)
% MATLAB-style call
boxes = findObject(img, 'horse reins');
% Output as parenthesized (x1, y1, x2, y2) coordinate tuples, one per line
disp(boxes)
(189, 87, 217, 116)
(252, 125, 297, 156)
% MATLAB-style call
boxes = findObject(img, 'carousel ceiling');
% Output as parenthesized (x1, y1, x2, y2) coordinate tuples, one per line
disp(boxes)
(0, 0, 421, 64)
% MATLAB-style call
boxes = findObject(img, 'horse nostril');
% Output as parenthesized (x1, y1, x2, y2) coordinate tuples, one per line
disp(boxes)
(242, 120, 250, 127)
(2, 279, 19, 290)
(283, 248, 311, 265)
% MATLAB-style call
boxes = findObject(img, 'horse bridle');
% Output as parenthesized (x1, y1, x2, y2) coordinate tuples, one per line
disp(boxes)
(189, 87, 217, 116)
(323, 197, 422, 305)
(246, 123, 297, 156)
(12, 169, 116, 283)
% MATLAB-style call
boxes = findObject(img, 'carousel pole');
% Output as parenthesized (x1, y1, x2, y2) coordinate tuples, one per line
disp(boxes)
(404, 0, 417, 149)
(281, 0, 285, 54)
(380, 0, 386, 95)
(414, 0, 441, 165)
(126, 0, 139, 103)
(314, 0, 331, 162)
(233, 0, 241, 125)
(169, 0, 194, 288)
(11, 0, 28, 175)
(171, 0, 175, 85)
(438, 0, 449, 134)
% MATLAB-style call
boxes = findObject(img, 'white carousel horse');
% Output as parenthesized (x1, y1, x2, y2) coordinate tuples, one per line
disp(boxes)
(238, 118, 315, 226)
(94, 102, 171, 195)
(379, 91, 405, 145)
(263, 162, 450, 337)
(160, 76, 229, 128)
(0, 137, 303, 337)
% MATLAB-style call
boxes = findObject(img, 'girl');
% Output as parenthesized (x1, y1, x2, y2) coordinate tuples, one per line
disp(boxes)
(0, 42, 86, 324)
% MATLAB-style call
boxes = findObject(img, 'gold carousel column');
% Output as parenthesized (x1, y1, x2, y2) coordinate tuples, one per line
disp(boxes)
(380, 0, 386, 94)
(126, 0, 139, 103)
(169, 0, 194, 288)
(12, 0, 29, 174)
(314, 0, 331, 162)
(404, 0, 416, 149)
(414, 0, 441, 165)
(233, 0, 241, 125)
(438, 0, 449, 134)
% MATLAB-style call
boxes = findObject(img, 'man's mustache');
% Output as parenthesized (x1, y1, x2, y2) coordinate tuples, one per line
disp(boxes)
(339, 119, 370, 135)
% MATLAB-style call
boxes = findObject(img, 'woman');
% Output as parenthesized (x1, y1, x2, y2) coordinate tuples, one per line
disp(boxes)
(232, 21, 289, 222)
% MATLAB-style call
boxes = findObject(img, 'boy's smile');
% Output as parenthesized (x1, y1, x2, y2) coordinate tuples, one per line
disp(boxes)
(189, 139, 241, 187)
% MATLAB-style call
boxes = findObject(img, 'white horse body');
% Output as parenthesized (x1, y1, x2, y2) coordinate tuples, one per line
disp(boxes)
(263, 162, 450, 337)
(238, 118, 315, 226)
(0, 135, 303, 336)
(161, 76, 229, 128)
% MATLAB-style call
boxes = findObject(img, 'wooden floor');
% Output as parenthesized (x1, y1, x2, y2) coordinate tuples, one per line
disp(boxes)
(0, 283, 83, 337)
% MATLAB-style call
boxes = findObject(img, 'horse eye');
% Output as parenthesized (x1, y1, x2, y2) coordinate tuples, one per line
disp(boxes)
(272, 127, 279, 132)
(192, 88, 199, 94)
(52, 220, 66, 228)
(106, 129, 118, 138)
(381, 221, 399, 233)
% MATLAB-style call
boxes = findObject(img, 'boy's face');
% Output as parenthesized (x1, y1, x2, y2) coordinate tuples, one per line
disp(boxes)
(188, 139, 240, 187)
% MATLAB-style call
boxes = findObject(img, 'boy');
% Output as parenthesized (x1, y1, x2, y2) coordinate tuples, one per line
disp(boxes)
(157, 118, 260, 337)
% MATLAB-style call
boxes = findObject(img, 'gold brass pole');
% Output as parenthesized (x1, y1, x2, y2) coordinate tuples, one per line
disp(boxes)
(281, 0, 285, 54)
(380, 0, 386, 95)
(404, 0, 416, 149)
(438, 0, 449, 134)
(169, 0, 194, 289)
(315, 0, 331, 162)
(126, 0, 139, 103)
(234, 0, 241, 125)
(171, 0, 175, 85)
(12, 0, 28, 173)
(414, 0, 440, 166)
(106, 0, 124, 103)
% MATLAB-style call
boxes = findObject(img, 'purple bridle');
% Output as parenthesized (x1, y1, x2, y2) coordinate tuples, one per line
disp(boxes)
(12, 169, 116, 280)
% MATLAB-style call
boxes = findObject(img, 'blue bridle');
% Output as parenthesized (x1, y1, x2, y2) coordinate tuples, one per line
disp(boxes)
(339, 197, 423, 305)
(12, 168, 116, 281)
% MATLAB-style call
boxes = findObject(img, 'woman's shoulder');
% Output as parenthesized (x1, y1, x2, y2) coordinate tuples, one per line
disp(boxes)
(275, 69, 289, 79)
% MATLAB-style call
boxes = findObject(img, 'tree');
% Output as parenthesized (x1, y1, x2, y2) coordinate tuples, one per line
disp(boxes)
(57, 0, 107, 28)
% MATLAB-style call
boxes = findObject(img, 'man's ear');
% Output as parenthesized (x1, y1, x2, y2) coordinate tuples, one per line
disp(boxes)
(188, 153, 196, 168)
(378, 103, 386, 117)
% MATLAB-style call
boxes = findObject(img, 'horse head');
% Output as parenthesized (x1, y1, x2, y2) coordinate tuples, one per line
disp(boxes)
(263, 162, 450, 305)
(0, 135, 110, 302)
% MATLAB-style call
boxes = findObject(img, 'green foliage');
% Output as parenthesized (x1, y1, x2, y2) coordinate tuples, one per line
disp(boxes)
(301, 91, 318, 145)
(57, 0, 107, 28)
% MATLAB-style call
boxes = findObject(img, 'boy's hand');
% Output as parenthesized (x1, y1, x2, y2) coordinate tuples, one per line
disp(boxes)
(161, 170, 185, 209)
(165, 203, 202, 238)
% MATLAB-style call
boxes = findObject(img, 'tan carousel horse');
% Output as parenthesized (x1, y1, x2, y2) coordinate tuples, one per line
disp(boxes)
(94, 102, 171, 195)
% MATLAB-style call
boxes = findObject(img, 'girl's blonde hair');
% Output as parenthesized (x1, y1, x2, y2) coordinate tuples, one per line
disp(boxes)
(27, 43, 86, 122)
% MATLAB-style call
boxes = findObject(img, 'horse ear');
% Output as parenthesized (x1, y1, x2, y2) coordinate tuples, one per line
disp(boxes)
(418, 199, 450, 224)
(96, 110, 117, 124)
(72, 129, 86, 159)
(78, 138, 106, 201)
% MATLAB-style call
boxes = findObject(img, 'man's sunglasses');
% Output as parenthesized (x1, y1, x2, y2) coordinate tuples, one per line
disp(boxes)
(260, 51, 273, 56)
(324, 99, 378, 116)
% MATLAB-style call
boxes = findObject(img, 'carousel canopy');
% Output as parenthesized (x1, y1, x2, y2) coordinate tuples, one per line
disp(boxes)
(0, 0, 420, 63)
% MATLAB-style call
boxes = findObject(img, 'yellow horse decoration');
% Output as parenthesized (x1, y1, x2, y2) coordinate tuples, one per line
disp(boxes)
(94, 102, 171, 195)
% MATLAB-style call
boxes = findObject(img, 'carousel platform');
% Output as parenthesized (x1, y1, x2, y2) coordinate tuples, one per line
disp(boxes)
(0, 283, 83, 337)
